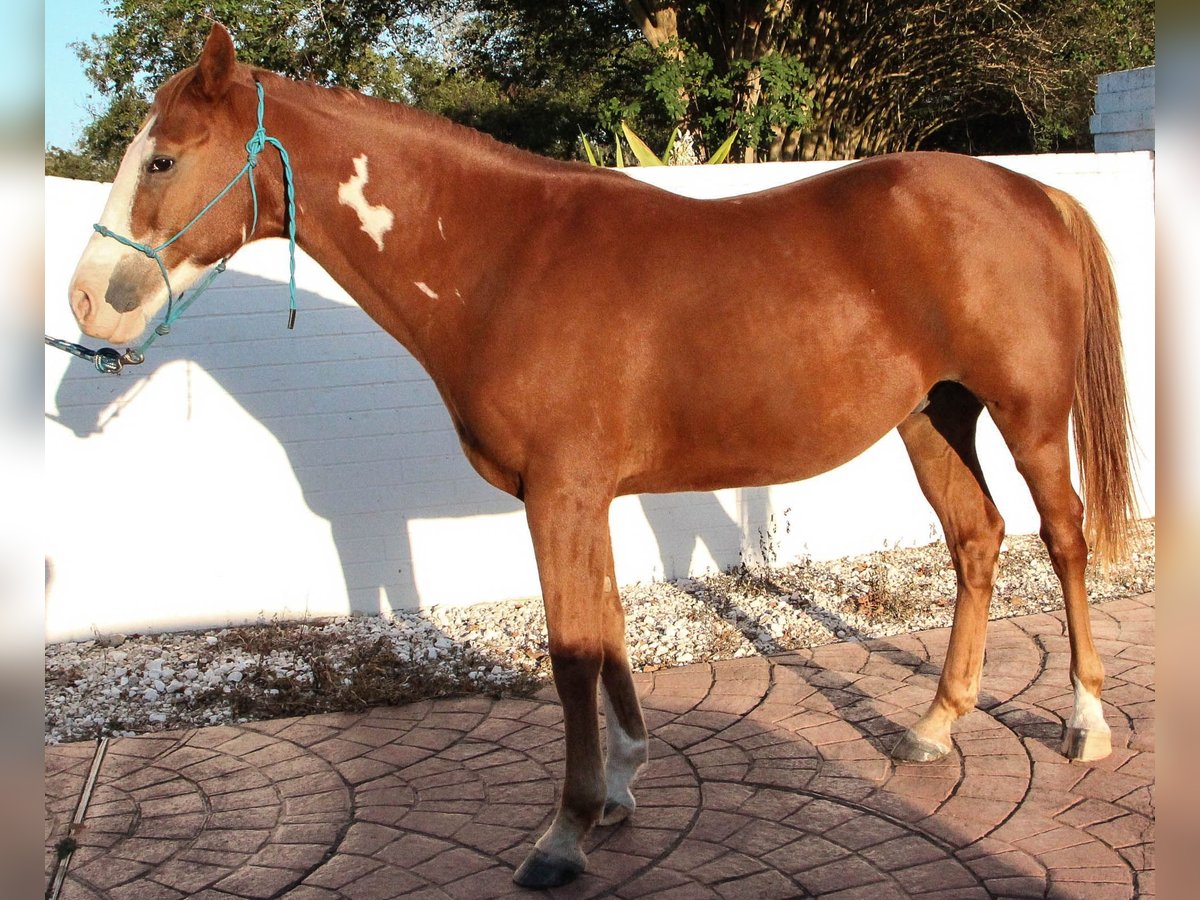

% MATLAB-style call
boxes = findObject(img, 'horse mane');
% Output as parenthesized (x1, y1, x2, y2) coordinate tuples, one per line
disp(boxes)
(248, 67, 592, 179)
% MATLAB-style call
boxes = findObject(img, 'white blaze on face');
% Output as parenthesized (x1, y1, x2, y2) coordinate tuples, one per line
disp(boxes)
(337, 154, 395, 251)
(68, 115, 207, 343)
(70, 117, 157, 289)
(102, 117, 157, 230)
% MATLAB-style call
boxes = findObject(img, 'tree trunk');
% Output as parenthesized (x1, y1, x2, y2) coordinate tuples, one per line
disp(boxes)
(623, 1, 680, 48)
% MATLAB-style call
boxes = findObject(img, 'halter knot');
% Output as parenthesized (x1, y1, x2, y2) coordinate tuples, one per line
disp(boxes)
(245, 127, 267, 165)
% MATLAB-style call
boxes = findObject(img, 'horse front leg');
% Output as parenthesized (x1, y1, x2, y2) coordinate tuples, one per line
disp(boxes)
(513, 481, 613, 889)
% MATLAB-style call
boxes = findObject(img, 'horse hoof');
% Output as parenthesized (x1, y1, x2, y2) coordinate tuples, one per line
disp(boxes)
(513, 848, 585, 890)
(599, 799, 633, 826)
(891, 730, 951, 762)
(1062, 726, 1112, 762)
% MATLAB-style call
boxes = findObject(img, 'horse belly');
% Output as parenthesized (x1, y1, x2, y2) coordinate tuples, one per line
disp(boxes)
(622, 340, 929, 495)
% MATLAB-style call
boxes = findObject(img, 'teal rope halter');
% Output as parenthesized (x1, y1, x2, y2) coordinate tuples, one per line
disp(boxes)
(46, 80, 298, 374)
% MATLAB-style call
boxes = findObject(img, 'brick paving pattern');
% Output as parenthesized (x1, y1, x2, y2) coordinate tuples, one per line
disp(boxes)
(46, 593, 1154, 899)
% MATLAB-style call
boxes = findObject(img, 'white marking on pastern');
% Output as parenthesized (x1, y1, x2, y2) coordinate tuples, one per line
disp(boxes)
(602, 691, 647, 814)
(1068, 674, 1110, 733)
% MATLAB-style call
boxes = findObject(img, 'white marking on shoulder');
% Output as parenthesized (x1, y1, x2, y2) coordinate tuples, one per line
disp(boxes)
(337, 154, 395, 251)
(414, 281, 439, 300)
(437, 217, 446, 240)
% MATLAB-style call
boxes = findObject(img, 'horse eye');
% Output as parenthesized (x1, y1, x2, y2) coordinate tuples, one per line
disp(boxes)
(147, 156, 175, 174)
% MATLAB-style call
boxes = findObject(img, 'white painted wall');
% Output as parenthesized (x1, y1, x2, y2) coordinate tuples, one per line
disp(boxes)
(44, 152, 1155, 641)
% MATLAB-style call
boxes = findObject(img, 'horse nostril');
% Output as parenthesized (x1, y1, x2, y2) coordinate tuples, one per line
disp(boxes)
(70, 288, 93, 322)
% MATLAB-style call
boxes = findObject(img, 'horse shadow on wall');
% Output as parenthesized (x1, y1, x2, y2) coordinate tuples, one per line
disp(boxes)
(49, 272, 768, 616)
(49, 273, 524, 616)
(639, 488, 772, 582)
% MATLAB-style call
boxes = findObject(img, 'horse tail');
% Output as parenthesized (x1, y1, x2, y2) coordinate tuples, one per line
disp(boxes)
(1042, 183, 1138, 565)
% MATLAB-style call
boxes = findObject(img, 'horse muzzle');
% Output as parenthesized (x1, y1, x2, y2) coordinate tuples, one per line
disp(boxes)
(69, 250, 164, 343)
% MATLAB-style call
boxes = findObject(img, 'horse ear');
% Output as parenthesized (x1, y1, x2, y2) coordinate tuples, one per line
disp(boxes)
(197, 23, 237, 100)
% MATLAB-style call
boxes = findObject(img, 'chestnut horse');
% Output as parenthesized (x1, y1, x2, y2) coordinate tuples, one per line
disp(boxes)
(67, 25, 1136, 889)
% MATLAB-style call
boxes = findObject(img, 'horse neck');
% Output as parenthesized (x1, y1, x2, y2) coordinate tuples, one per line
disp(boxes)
(252, 74, 558, 385)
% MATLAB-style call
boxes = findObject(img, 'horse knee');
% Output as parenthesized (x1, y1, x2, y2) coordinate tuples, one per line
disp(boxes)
(950, 509, 1004, 589)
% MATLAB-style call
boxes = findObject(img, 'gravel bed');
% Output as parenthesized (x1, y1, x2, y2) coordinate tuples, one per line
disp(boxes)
(45, 522, 1154, 745)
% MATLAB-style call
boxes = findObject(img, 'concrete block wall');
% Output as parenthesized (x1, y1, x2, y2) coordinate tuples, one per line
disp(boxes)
(44, 152, 1155, 641)
(1091, 66, 1155, 152)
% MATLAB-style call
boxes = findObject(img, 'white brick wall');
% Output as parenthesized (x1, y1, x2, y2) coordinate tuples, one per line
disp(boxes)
(1091, 66, 1155, 152)
(44, 153, 1155, 640)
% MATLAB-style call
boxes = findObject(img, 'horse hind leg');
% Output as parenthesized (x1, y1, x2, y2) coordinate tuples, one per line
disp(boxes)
(988, 398, 1112, 761)
(892, 382, 1005, 762)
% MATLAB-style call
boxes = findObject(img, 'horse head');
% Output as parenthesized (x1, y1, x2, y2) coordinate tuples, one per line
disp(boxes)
(68, 25, 281, 345)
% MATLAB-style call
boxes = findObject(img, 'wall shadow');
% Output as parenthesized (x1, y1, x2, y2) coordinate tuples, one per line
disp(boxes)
(48, 274, 524, 617)
(49, 274, 806, 622)
(638, 486, 772, 581)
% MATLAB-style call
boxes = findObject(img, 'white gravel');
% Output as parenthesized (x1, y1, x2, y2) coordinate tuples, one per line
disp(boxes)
(45, 523, 1155, 745)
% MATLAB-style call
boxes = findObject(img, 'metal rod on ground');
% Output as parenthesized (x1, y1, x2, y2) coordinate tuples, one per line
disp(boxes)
(47, 736, 109, 900)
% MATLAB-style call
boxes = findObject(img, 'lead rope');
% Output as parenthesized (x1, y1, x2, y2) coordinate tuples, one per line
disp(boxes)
(45, 80, 297, 374)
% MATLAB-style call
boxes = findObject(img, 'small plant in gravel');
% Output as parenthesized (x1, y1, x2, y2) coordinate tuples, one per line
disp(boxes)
(733, 512, 792, 594)
(849, 557, 914, 624)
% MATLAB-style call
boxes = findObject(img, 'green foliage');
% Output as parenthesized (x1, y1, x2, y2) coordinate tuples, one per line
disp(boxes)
(44, 145, 118, 181)
(642, 37, 811, 160)
(734, 51, 813, 147)
(620, 121, 667, 166)
(705, 129, 738, 165)
(579, 129, 600, 165)
(407, 1, 658, 158)
(1032, 0, 1155, 151)
(77, 0, 419, 96)
(54, 0, 1155, 170)
(70, 0, 423, 171)
(621, 0, 1154, 159)
(581, 121, 735, 167)
(66, 1, 656, 165)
